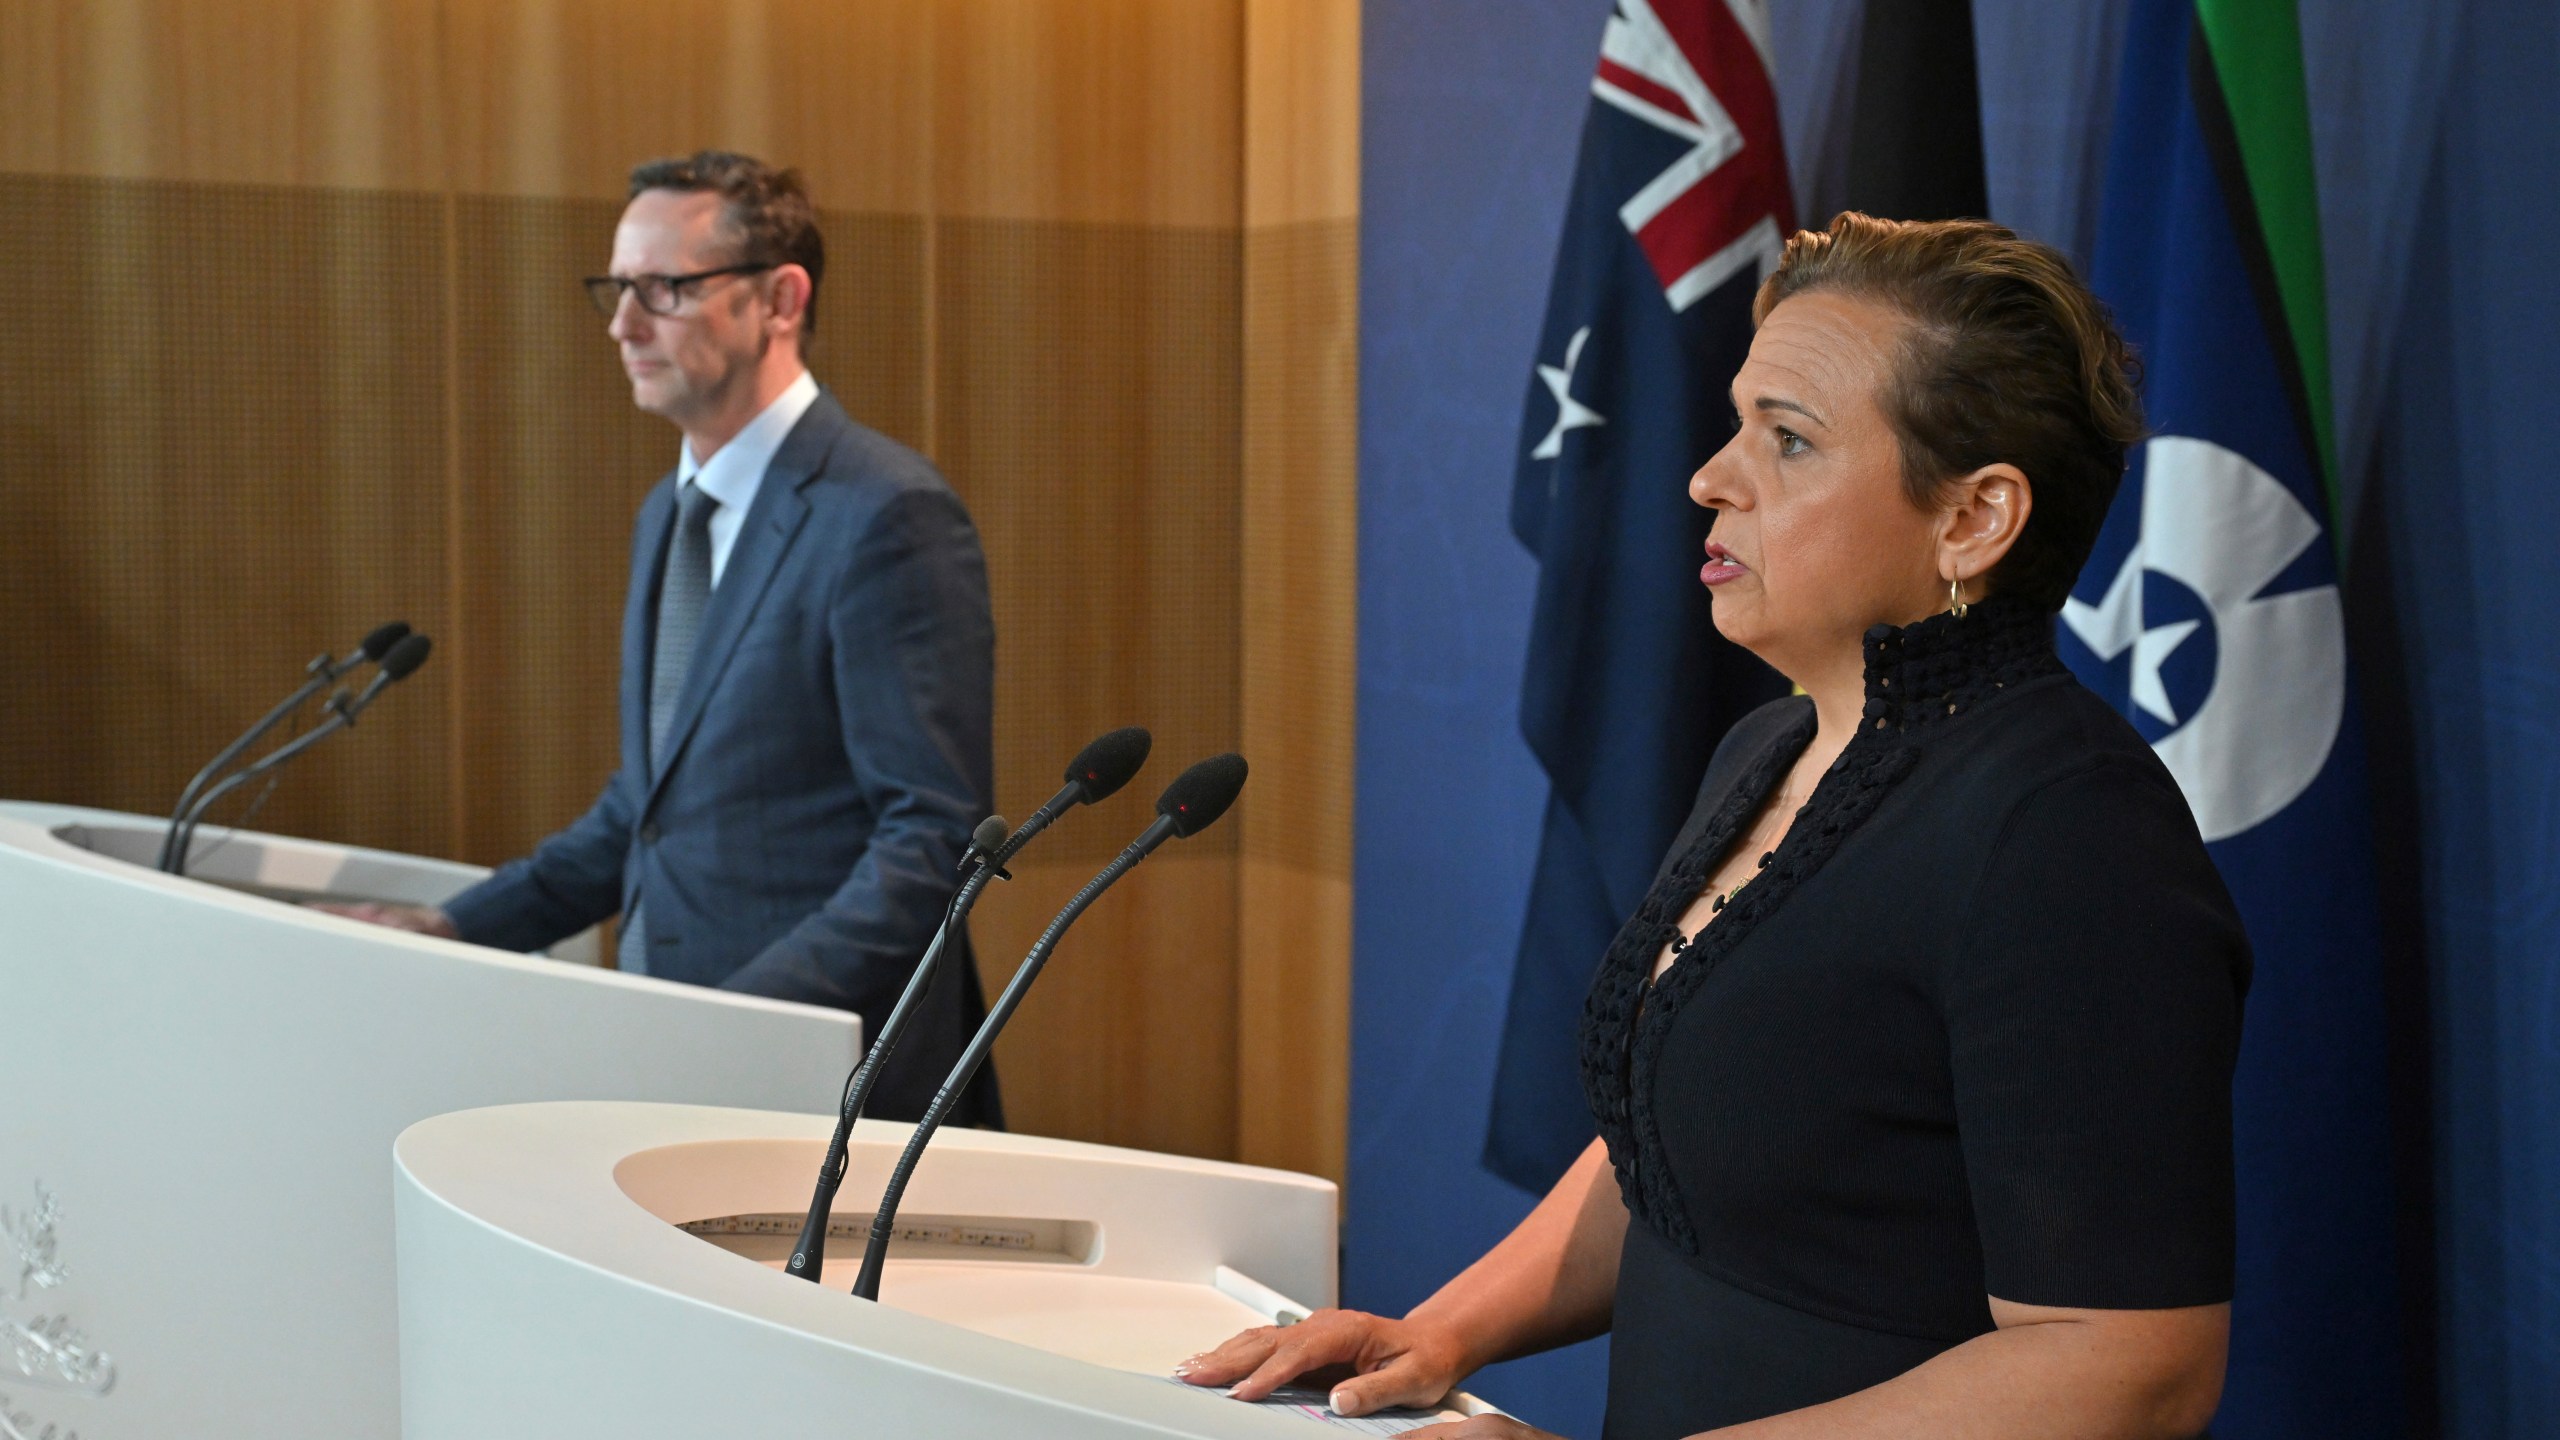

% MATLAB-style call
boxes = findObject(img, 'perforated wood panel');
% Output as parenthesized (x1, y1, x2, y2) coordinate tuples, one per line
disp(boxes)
(0, 172, 457, 859)
(1237, 217, 1358, 1182)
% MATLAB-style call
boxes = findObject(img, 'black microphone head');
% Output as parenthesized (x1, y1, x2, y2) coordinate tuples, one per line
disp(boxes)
(380, 633, 433, 681)
(358, 621, 412, 661)
(1155, 753, 1247, 839)
(971, 815, 1010, 853)
(1064, 727, 1152, 804)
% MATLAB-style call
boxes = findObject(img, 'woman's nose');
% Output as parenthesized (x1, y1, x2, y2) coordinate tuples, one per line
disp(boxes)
(1690, 439, 1747, 510)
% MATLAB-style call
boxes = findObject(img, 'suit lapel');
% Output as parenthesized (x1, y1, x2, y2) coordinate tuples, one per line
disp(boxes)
(641, 401, 834, 810)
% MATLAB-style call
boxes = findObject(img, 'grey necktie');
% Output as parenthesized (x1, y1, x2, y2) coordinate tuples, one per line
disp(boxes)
(650, 479, 720, 767)
(625, 479, 719, 972)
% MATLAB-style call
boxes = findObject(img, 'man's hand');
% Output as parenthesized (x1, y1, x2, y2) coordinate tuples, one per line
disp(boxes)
(308, 901, 458, 939)
(1176, 1308, 1474, 1417)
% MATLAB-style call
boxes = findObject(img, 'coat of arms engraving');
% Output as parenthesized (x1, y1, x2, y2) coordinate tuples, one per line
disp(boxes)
(0, 1184, 114, 1440)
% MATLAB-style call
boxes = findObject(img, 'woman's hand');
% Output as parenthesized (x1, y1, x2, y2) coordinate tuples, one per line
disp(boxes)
(1175, 1308, 1474, 1416)
(1404, 1418, 1569, 1440)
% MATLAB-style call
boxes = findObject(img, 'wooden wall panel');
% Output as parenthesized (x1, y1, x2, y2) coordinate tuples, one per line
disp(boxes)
(933, 219, 1243, 863)
(1235, 0, 1359, 1181)
(438, 0, 930, 208)
(971, 854, 1240, 1158)
(1244, 0, 1362, 228)
(936, 0, 1244, 226)
(932, 217, 1245, 1158)
(0, 0, 1355, 1182)
(0, 173, 455, 857)
(442, 194, 666, 869)
(0, 0, 448, 191)
(1237, 220, 1357, 1181)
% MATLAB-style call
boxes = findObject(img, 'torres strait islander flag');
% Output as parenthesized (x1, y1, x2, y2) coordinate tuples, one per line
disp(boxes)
(2073, 1, 2408, 1432)
(1483, 0, 1792, 1193)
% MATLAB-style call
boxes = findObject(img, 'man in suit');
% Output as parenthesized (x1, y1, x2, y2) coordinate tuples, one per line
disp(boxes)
(328, 152, 998, 1124)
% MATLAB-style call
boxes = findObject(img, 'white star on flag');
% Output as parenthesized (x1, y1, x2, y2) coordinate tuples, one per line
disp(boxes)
(1532, 325, 1607, 459)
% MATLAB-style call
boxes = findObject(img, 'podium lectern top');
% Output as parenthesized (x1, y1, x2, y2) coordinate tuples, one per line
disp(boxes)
(394, 1102, 1482, 1440)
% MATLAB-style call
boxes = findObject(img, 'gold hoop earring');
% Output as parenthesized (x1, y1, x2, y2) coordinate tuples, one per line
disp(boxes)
(1947, 574, 1969, 619)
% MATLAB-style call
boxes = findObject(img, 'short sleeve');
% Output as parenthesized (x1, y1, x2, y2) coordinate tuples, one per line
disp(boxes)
(1945, 757, 2249, 1310)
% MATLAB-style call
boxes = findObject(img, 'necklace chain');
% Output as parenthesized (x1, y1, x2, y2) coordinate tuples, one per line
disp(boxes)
(1667, 803, 1792, 955)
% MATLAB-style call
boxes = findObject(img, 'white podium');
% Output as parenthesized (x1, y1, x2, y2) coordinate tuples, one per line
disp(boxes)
(0, 803, 864, 1440)
(395, 1102, 1486, 1438)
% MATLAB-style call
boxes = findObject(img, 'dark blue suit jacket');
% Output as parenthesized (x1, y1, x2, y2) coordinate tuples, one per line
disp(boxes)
(446, 391, 1000, 1124)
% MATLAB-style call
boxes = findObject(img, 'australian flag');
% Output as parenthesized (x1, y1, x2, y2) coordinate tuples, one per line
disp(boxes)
(2068, 0, 2409, 1432)
(1483, 0, 1794, 1193)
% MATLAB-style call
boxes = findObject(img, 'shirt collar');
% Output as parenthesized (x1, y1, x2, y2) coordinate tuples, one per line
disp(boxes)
(676, 368, 821, 512)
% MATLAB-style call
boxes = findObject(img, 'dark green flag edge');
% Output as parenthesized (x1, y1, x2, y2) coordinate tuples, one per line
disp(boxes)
(2193, 0, 2343, 538)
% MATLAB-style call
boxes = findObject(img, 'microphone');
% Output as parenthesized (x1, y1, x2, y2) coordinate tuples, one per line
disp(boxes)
(166, 635, 433, 876)
(848, 752, 1247, 1302)
(157, 621, 414, 871)
(328, 632, 433, 723)
(327, 621, 412, 680)
(782, 727, 1154, 1282)
(989, 725, 1152, 868)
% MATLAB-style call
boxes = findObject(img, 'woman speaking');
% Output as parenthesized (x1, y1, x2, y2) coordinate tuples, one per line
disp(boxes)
(1181, 215, 2248, 1439)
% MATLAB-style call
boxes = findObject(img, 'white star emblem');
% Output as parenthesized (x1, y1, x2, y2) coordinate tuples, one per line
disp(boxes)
(1531, 325, 1607, 460)
(2068, 553, 2201, 726)
(2061, 435, 2345, 842)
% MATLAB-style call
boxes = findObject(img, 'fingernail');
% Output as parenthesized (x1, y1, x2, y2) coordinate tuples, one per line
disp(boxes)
(1329, 1388, 1352, 1413)
(1173, 1362, 1192, 1377)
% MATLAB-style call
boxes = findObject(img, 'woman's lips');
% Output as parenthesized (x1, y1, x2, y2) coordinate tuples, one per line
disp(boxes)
(1700, 541, 1749, 587)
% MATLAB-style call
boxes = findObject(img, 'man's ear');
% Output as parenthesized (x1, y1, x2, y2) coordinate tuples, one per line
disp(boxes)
(1938, 462, 2032, 596)
(766, 263, 813, 334)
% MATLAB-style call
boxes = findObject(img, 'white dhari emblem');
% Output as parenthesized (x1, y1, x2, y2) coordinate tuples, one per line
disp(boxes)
(1, 1184, 115, 1440)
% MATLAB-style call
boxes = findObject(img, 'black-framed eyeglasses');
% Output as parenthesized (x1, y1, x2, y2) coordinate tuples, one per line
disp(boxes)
(582, 263, 773, 318)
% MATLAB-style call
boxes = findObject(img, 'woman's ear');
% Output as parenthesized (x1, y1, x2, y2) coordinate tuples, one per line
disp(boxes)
(1939, 462, 2032, 597)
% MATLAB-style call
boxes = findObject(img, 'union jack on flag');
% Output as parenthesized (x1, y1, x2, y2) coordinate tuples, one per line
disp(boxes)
(1594, 0, 1794, 311)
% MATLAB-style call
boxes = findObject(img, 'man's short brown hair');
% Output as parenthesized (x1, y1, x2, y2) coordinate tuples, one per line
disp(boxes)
(629, 150, 827, 336)
(1755, 213, 2144, 611)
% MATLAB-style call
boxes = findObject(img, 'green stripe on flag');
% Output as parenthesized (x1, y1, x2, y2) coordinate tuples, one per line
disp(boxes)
(2194, 0, 2340, 521)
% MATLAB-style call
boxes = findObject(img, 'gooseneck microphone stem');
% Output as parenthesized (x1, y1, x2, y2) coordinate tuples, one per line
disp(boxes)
(158, 656, 335, 873)
(166, 633, 432, 877)
(850, 815, 1181, 1303)
(167, 710, 356, 874)
(157, 622, 412, 874)
(784, 780, 1103, 1281)
(784, 833, 1010, 1281)
(784, 727, 1156, 1283)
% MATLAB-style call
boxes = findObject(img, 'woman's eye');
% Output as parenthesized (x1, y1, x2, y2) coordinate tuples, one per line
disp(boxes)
(1775, 428, 1809, 458)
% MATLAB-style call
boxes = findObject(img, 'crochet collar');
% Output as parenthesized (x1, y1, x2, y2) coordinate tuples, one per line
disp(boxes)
(1857, 594, 2064, 736)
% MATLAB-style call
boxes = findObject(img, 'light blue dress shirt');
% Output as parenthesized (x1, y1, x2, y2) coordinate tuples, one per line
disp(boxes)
(677, 368, 821, 587)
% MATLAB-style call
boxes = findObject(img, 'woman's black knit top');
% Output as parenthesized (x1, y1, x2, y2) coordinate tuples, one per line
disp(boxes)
(1580, 596, 2250, 1438)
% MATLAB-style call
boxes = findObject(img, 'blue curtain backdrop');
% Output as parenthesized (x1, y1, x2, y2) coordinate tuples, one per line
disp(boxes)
(1352, 3, 2555, 1436)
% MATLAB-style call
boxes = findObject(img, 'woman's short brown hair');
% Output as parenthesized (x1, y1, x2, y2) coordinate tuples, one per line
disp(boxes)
(1754, 213, 2142, 611)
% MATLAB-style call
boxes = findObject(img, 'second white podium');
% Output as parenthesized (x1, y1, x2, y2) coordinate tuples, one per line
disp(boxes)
(395, 1103, 1489, 1438)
